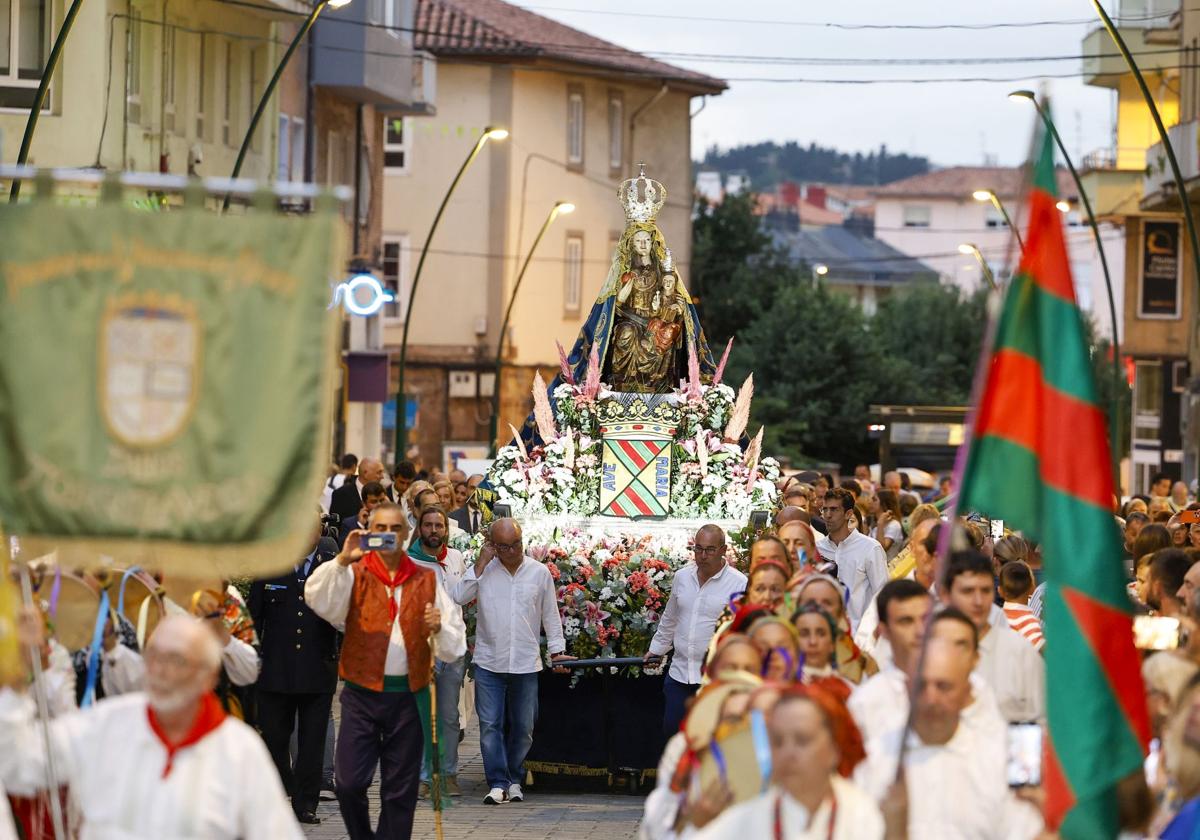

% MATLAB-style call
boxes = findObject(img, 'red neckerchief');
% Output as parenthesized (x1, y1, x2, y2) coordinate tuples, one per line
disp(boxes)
(146, 692, 227, 778)
(363, 550, 418, 623)
(433, 544, 448, 570)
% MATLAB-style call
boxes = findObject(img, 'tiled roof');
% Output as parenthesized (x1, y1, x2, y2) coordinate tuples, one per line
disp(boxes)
(756, 194, 844, 226)
(773, 227, 939, 285)
(415, 0, 726, 94)
(871, 166, 1078, 201)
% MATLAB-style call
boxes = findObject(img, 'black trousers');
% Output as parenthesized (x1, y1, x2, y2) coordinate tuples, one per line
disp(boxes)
(258, 690, 335, 815)
(335, 684, 423, 840)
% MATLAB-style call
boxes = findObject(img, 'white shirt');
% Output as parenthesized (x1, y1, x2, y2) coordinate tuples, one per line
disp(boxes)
(0, 689, 302, 839)
(305, 561, 467, 675)
(848, 666, 1005, 746)
(319, 473, 348, 513)
(649, 563, 748, 685)
(855, 721, 1042, 840)
(457, 556, 566, 674)
(411, 543, 469, 626)
(816, 530, 887, 629)
(639, 731, 689, 840)
(975, 622, 1045, 723)
(694, 779, 884, 840)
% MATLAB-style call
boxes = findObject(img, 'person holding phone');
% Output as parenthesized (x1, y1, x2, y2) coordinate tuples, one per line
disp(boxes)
(305, 503, 466, 840)
(455, 517, 575, 806)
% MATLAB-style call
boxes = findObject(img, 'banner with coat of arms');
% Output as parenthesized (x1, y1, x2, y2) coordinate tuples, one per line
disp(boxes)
(0, 198, 344, 579)
(597, 394, 679, 519)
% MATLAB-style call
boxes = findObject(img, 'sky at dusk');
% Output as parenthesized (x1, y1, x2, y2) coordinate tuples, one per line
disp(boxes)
(514, 0, 1127, 168)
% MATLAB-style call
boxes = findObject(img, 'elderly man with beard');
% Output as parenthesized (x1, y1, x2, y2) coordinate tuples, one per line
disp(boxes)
(0, 612, 301, 839)
(407, 504, 469, 799)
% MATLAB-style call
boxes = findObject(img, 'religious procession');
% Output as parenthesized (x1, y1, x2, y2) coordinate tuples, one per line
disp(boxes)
(0, 1, 1197, 839)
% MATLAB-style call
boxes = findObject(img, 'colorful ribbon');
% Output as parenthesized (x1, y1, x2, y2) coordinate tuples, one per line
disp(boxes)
(81, 589, 110, 708)
(750, 708, 772, 792)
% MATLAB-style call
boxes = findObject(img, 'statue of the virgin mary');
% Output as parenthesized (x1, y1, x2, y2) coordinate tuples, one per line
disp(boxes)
(518, 168, 716, 444)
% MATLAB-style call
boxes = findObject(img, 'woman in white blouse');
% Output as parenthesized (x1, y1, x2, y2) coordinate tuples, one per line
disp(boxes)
(695, 686, 885, 840)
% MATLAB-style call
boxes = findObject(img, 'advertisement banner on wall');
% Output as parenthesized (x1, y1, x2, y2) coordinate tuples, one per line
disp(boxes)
(1139, 219, 1182, 318)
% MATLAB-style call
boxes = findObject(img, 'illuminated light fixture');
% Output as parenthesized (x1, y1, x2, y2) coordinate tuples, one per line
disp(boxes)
(814, 263, 829, 275)
(972, 189, 993, 202)
(1056, 200, 1071, 213)
(331, 274, 394, 316)
(957, 243, 976, 255)
(484, 128, 510, 141)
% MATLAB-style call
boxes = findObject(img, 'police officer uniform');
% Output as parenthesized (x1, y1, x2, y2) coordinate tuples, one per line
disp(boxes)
(249, 542, 340, 822)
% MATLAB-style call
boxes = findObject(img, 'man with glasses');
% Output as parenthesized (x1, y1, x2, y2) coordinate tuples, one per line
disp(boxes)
(816, 488, 887, 629)
(644, 523, 747, 737)
(456, 518, 573, 805)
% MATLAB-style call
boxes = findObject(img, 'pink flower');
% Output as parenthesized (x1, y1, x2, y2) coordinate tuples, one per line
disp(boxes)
(577, 563, 596, 581)
(547, 562, 561, 581)
(627, 571, 651, 594)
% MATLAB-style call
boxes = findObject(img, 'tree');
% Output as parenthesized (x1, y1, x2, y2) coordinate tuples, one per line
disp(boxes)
(699, 140, 930, 189)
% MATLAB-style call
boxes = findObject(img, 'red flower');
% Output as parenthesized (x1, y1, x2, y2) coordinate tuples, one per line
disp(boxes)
(547, 562, 561, 581)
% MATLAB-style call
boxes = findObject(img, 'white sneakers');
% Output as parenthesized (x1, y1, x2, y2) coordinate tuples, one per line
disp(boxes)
(483, 784, 525, 804)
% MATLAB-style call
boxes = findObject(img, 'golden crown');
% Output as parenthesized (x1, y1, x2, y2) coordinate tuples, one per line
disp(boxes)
(619, 164, 667, 224)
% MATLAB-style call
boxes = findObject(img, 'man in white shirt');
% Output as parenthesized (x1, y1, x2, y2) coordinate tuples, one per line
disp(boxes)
(408, 504, 470, 798)
(853, 516, 940, 664)
(0, 612, 302, 839)
(855, 638, 1042, 839)
(307, 503, 466, 840)
(816, 488, 888, 629)
(645, 524, 747, 738)
(942, 549, 1045, 723)
(456, 517, 573, 805)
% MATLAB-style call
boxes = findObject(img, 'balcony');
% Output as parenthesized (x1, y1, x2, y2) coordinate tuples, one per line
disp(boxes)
(1081, 21, 1180, 89)
(312, 7, 437, 114)
(1144, 120, 1200, 203)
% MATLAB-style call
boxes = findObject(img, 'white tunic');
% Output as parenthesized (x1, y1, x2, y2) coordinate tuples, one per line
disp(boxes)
(815, 530, 887, 629)
(848, 666, 1005, 745)
(975, 622, 1045, 723)
(648, 563, 748, 685)
(305, 561, 467, 674)
(0, 689, 302, 839)
(694, 779, 884, 840)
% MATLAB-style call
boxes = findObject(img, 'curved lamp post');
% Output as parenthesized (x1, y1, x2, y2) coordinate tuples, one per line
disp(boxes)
(488, 200, 575, 455)
(957, 243, 997, 291)
(221, 0, 353, 211)
(9, 0, 87, 202)
(972, 188, 1025, 252)
(393, 126, 509, 462)
(1008, 89, 1123, 478)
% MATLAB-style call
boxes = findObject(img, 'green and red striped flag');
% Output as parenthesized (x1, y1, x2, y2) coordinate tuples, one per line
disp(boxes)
(958, 110, 1150, 837)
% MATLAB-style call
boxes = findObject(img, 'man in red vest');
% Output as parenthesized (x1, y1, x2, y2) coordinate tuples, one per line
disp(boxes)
(307, 502, 466, 840)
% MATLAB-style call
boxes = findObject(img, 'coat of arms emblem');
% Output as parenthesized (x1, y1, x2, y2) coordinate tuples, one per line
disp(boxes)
(100, 293, 200, 447)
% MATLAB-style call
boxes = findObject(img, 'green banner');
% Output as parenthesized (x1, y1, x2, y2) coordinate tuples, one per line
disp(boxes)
(0, 199, 343, 579)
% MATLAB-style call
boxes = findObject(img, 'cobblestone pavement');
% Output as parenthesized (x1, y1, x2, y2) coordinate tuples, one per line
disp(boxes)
(302, 712, 645, 840)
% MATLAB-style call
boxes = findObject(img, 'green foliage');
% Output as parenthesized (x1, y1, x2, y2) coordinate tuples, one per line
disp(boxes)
(699, 141, 930, 189)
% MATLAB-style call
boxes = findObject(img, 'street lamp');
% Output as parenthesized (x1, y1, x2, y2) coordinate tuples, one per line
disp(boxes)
(1008, 87, 1122, 479)
(9, 0, 87, 202)
(222, 0, 354, 211)
(393, 126, 509, 462)
(958, 243, 997, 291)
(488, 201, 576, 454)
(812, 262, 829, 288)
(972, 188, 1025, 252)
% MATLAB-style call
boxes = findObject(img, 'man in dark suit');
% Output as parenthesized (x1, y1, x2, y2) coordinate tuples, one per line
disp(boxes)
(249, 518, 341, 824)
(337, 481, 388, 548)
(329, 457, 387, 521)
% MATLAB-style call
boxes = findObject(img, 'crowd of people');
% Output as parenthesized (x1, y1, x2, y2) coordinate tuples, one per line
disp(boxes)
(2, 457, 1200, 839)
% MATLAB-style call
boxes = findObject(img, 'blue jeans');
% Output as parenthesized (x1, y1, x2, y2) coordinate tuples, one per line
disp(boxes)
(474, 666, 539, 790)
(420, 655, 468, 781)
(662, 675, 699, 738)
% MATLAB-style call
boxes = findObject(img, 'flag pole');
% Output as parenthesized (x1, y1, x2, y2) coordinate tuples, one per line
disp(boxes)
(893, 104, 1041, 779)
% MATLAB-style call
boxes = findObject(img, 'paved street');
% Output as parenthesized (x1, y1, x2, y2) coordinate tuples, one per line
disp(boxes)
(302, 706, 645, 840)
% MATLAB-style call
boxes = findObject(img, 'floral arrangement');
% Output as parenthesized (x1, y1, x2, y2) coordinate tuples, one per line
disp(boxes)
(487, 341, 779, 520)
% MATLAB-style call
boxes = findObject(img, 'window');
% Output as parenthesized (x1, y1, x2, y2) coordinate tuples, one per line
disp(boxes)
(383, 116, 409, 174)
(564, 233, 583, 312)
(902, 205, 930, 228)
(195, 33, 206, 139)
(247, 47, 261, 152)
(277, 115, 290, 181)
(290, 117, 305, 182)
(984, 205, 1009, 228)
(222, 40, 233, 146)
(163, 26, 177, 134)
(125, 14, 142, 125)
(1133, 361, 1163, 442)
(607, 92, 623, 173)
(567, 86, 584, 168)
(381, 234, 411, 321)
(0, 0, 49, 110)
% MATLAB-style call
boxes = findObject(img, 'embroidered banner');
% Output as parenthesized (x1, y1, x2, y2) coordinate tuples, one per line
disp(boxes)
(0, 199, 344, 579)
(599, 421, 674, 518)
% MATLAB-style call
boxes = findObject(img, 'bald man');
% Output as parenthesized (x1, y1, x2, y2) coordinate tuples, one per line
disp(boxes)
(855, 638, 1041, 838)
(330, 457, 393, 521)
(0, 614, 301, 838)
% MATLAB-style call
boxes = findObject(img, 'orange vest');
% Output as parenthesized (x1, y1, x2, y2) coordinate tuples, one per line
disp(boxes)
(339, 561, 436, 692)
